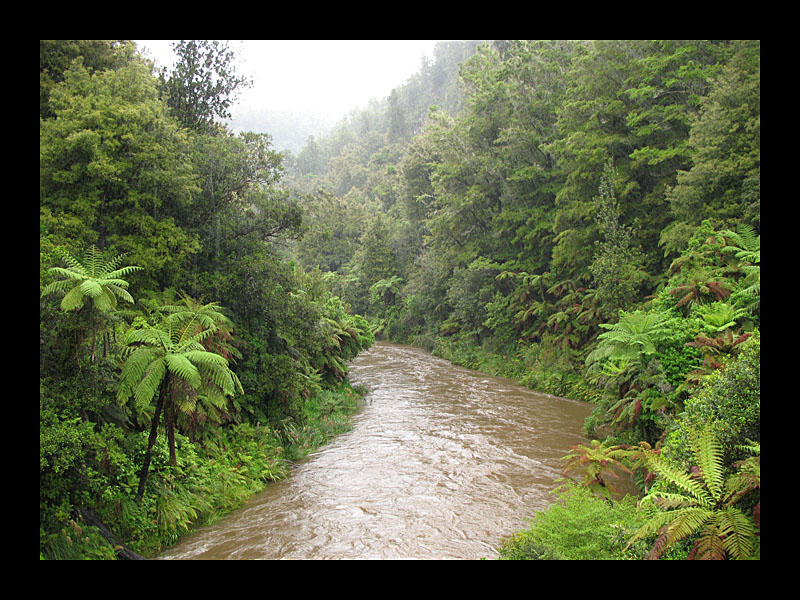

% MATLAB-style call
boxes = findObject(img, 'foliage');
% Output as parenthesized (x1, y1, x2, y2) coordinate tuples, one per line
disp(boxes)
(41, 245, 142, 313)
(497, 484, 652, 560)
(665, 330, 760, 466)
(626, 425, 759, 559)
(159, 40, 252, 134)
(117, 295, 244, 501)
(590, 160, 647, 318)
(560, 439, 633, 501)
(41, 39, 760, 559)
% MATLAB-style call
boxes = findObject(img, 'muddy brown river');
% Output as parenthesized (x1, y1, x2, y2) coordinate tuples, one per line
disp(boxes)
(158, 341, 593, 560)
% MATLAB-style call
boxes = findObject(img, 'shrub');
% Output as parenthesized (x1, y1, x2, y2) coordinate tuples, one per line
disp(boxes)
(497, 484, 652, 560)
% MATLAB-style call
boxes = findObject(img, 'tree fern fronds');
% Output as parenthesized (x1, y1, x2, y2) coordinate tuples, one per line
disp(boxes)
(126, 328, 172, 350)
(689, 425, 725, 501)
(42, 245, 142, 312)
(117, 347, 159, 404)
(59, 284, 89, 312)
(165, 353, 202, 389)
(648, 491, 696, 510)
(628, 424, 759, 559)
(133, 357, 167, 410)
(44, 267, 87, 282)
(717, 507, 756, 560)
(636, 450, 714, 508)
(690, 524, 728, 560)
(722, 224, 760, 264)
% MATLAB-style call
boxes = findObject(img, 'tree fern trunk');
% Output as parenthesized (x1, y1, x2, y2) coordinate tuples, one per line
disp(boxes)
(135, 380, 167, 504)
(167, 393, 177, 467)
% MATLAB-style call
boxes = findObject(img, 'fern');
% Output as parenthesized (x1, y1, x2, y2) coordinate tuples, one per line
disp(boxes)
(626, 424, 758, 559)
(41, 245, 142, 312)
(118, 296, 244, 501)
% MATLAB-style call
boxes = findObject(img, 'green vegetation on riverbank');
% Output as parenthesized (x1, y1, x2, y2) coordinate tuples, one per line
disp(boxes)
(41, 381, 367, 559)
(40, 40, 373, 559)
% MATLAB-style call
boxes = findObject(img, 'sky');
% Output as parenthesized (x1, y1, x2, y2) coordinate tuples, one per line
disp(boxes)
(135, 40, 440, 122)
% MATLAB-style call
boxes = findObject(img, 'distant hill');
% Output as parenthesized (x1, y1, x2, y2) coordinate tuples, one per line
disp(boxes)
(227, 106, 337, 154)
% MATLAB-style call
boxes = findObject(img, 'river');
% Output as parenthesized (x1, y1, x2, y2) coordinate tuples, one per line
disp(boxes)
(158, 341, 593, 560)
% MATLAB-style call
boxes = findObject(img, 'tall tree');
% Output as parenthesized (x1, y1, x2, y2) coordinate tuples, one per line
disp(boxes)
(590, 160, 646, 319)
(40, 54, 199, 290)
(666, 40, 760, 240)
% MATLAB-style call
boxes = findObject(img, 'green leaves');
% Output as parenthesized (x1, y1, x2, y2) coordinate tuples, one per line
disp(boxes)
(626, 424, 759, 559)
(586, 310, 668, 368)
(41, 245, 142, 313)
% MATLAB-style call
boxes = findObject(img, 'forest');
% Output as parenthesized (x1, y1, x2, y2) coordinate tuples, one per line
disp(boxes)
(40, 39, 759, 560)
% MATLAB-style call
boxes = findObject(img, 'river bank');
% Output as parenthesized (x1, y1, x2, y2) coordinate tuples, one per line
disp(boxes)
(40, 380, 368, 560)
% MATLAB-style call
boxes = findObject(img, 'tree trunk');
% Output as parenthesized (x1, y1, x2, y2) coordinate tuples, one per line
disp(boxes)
(167, 394, 177, 467)
(76, 506, 146, 560)
(135, 379, 167, 504)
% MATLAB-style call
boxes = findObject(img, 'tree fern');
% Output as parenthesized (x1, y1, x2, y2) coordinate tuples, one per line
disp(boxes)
(586, 310, 669, 367)
(118, 298, 242, 503)
(41, 245, 142, 312)
(626, 424, 758, 559)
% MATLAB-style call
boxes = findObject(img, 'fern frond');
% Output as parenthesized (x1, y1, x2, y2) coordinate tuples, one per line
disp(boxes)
(663, 507, 715, 549)
(104, 265, 143, 279)
(690, 426, 725, 501)
(638, 453, 714, 508)
(716, 507, 756, 560)
(52, 246, 88, 273)
(46, 266, 86, 281)
(93, 288, 118, 312)
(60, 285, 87, 311)
(117, 346, 159, 403)
(78, 279, 104, 299)
(126, 328, 171, 349)
(104, 283, 135, 305)
(627, 506, 682, 550)
(691, 523, 728, 560)
(133, 357, 167, 409)
(649, 492, 696, 510)
(40, 278, 77, 297)
(165, 353, 202, 389)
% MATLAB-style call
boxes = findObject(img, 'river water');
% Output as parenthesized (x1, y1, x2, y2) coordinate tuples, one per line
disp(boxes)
(158, 341, 593, 560)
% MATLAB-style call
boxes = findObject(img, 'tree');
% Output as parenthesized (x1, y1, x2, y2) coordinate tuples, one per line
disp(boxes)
(626, 425, 759, 559)
(590, 160, 647, 319)
(40, 54, 200, 288)
(159, 293, 242, 438)
(41, 245, 142, 313)
(159, 40, 252, 134)
(667, 40, 760, 234)
(117, 303, 243, 503)
(41, 245, 142, 362)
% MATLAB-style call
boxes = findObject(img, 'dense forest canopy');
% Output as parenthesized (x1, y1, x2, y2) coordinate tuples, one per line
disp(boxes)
(40, 39, 759, 560)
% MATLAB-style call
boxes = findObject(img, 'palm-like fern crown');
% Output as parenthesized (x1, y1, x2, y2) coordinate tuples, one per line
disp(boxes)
(627, 425, 758, 559)
(117, 301, 242, 412)
(586, 310, 669, 367)
(41, 245, 143, 312)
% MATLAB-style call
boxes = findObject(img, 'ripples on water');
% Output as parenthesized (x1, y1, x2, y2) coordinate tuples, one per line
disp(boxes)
(159, 342, 593, 560)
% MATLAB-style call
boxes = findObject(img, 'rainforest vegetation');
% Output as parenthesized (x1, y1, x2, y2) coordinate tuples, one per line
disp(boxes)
(40, 39, 759, 560)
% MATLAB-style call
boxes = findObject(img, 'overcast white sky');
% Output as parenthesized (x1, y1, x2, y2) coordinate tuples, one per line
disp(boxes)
(136, 40, 440, 122)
